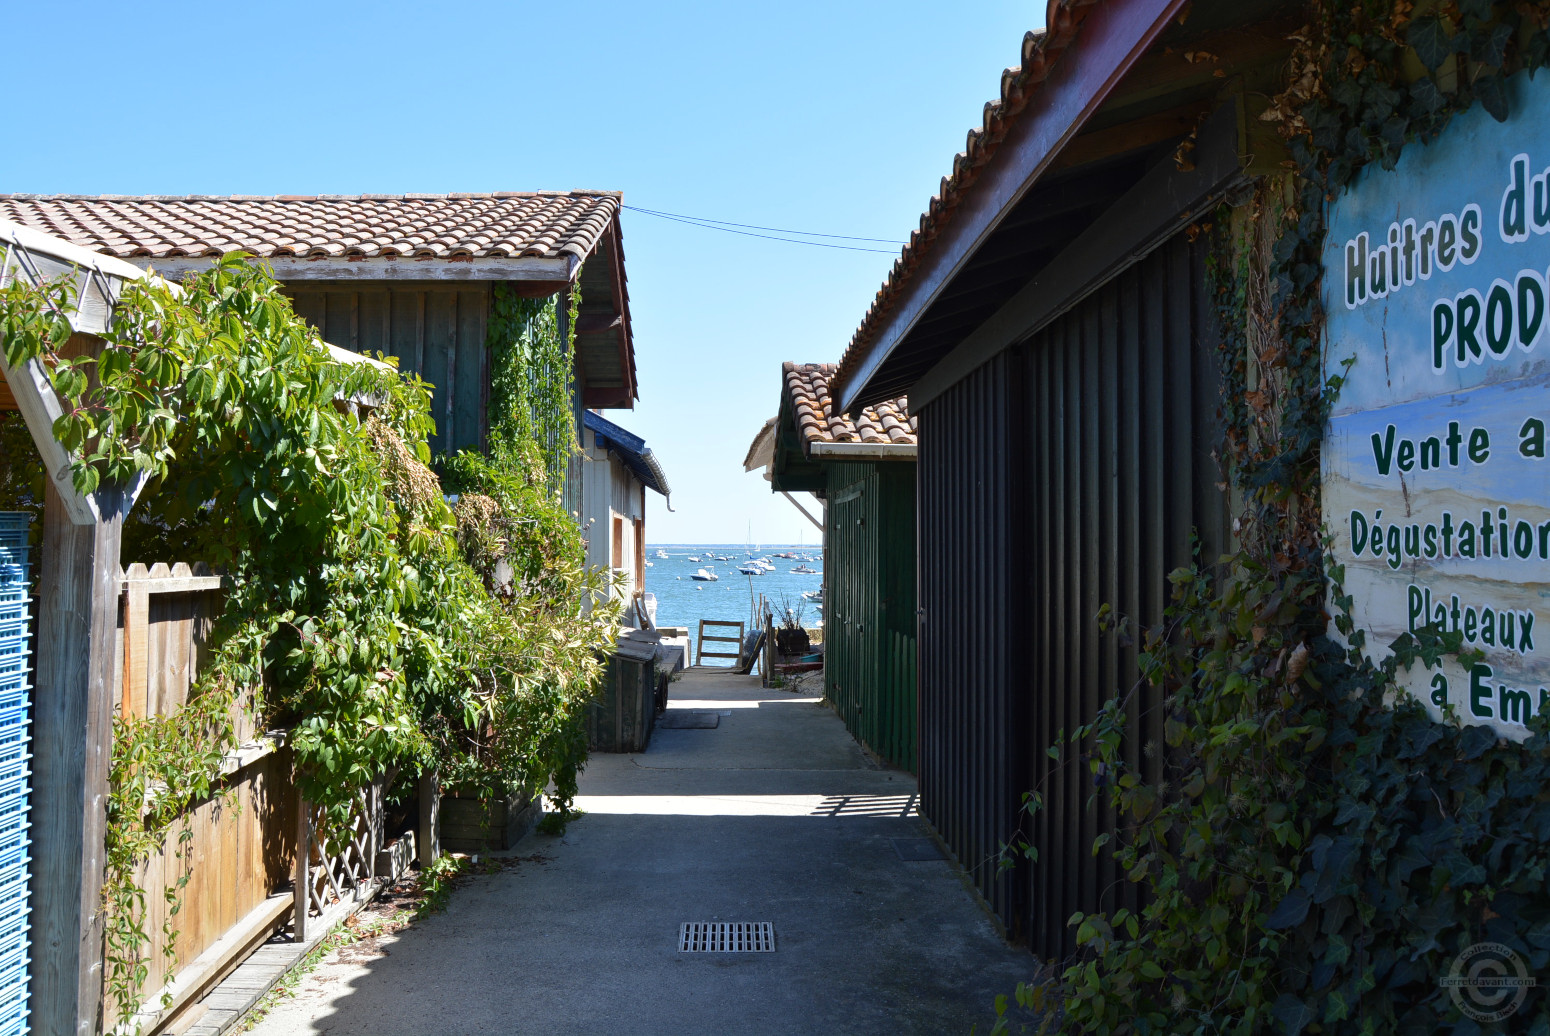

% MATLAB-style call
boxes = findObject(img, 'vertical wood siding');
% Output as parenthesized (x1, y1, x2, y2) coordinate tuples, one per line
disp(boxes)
(916, 233, 1226, 958)
(287, 284, 490, 456)
(823, 461, 917, 771)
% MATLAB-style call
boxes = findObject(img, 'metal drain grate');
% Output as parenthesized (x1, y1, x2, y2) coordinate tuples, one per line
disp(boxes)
(679, 921, 775, 952)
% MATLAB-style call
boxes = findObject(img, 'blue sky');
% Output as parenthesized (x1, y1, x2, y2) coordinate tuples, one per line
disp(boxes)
(2, 0, 1041, 543)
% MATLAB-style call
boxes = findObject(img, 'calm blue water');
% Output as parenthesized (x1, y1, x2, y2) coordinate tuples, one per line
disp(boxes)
(644, 544, 824, 667)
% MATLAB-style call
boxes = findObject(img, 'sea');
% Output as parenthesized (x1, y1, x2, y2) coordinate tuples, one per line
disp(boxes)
(643, 544, 824, 667)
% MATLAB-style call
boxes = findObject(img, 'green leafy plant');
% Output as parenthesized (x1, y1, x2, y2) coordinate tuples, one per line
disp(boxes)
(0, 254, 619, 1025)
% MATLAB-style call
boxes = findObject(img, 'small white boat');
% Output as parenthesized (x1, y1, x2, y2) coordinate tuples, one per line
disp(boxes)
(654, 549, 669, 560)
(739, 563, 763, 575)
(687, 555, 701, 562)
(792, 564, 818, 574)
(691, 567, 719, 582)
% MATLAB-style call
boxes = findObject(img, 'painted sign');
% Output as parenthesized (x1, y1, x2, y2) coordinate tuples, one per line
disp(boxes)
(1324, 71, 1550, 738)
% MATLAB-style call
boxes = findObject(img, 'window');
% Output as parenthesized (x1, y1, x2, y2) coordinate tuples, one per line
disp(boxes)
(633, 518, 646, 591)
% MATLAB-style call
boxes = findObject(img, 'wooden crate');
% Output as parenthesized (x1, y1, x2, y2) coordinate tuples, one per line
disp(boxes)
(438, 790, 541, 853)
(586, 646, 657, 753)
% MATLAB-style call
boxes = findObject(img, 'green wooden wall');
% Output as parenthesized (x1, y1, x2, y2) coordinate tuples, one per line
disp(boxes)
(286, 282, 490, 456)
(823, 460, 917, 771)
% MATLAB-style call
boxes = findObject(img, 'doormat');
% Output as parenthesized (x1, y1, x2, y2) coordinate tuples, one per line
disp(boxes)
(891, 837, 944, 861)
(679, 921, 775, 952)
(658, 711, 720, 729)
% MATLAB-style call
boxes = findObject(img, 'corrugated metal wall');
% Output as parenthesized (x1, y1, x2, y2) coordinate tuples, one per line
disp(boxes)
(916, 232, 1226, 958)
(287, 284, 490, 456)
(823, 461, 917, 771)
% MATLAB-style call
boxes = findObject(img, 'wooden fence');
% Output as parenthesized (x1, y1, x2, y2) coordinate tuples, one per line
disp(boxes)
(108, 564, 385, 1033)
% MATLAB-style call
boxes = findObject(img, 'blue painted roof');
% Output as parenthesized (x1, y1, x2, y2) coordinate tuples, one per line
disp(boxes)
(583, 410, 670, 498)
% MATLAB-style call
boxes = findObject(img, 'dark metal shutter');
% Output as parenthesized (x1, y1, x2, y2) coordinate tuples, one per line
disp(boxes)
(916, 230, 1227, 958)
(0, 513, 33, 1032)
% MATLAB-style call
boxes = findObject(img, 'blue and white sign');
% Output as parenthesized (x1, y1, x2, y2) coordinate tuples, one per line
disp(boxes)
(1324, 71, 1550, 737)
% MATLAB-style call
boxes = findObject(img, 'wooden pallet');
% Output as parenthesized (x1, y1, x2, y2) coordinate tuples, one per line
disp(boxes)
(695, 619, 745, 665)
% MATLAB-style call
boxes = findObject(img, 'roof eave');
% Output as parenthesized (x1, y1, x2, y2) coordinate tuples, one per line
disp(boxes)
(835, 0, 1188, 413)
(125, 254, 577, 286)
(808, 442, 917, 460)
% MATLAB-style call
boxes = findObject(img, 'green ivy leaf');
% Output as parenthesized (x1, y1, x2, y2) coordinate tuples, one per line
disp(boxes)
(1474, 74, 1510, 122)
(1267, 888, 1311, 929)
(1406, 17, 1455, 71)
(1272, 993, 1315, 1036)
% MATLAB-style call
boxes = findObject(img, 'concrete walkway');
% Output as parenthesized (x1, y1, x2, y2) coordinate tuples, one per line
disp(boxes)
(247, 669, 1036, 1035)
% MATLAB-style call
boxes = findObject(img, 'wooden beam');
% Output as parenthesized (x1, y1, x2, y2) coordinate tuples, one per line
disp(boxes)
(911, 100, 1243, 411)
(1048, 100, 1216, 173)
(601, 224, 637, 403)
(418, 771, 440, 868)
(30, 480, 124, 1036)
(293, 799, 311, 945)
(582, 386, 631, 408)
(0, 338, 102, 526)
(575, 312, 622, 335)
(1092, 22, 1298, 121)
(780, 492, 825, 532)
(120, 578, 149, 721)
(0, 221, 142, 336)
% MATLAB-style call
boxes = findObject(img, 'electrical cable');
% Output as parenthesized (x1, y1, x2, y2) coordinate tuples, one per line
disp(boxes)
(622, 205, 905, 254)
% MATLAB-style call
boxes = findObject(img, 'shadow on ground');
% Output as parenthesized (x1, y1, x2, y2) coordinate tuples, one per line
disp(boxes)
(247, 671, 1039, 1036)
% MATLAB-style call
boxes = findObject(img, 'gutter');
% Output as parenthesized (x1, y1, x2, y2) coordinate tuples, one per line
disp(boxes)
(640, 447, 674, 510)
(807, 442, 917, 460)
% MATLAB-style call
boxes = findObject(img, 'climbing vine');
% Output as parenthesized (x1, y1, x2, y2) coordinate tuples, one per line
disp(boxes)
(0, 255, 617, 1027)
(484, 283, 580, 487)
(992, 2, 1550, 1034)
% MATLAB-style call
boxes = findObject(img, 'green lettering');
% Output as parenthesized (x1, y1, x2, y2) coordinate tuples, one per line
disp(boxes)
(1471, 663, 1494, 718)
(1522, 417, 1546, 459)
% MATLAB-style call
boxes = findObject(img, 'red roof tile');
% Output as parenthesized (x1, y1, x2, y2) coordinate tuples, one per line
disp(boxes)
(783, 362, 915, 455)
(0, 192, 620, 262)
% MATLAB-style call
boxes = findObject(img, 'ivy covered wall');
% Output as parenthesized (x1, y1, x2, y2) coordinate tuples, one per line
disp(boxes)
(990, 2, 1550, 1033)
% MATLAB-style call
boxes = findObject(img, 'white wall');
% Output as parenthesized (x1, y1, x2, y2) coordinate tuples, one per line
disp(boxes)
(579, 425, 648, 600)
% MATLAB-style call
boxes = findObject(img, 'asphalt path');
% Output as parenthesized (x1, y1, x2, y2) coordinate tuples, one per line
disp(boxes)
(247, 669, 1037, 1035)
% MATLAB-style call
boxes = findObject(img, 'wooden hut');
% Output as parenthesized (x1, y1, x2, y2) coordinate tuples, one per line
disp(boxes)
(827, 0, 1295, 954)
(758, 363, 917, 771)
(0, 192, 640, 465)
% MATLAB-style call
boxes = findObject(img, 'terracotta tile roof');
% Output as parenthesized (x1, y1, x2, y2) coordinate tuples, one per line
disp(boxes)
(0, 192, 620, 261)
(833, 0, 1093, 394)
(784, 362, 915, 455)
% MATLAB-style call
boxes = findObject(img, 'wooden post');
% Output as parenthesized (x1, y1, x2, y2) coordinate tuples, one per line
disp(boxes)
(293, 798, 310, 944)
(418, 770, 440, 867)
(29, 481, 123, 1036)
(120, 565, 150, 720)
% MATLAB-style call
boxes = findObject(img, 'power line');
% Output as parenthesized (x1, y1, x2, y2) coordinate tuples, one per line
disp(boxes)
(622, 205, 906, 254)
(626, 205, 907, 244)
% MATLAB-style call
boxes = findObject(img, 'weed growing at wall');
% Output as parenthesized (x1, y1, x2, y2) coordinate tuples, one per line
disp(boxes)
(0, 255, 617, 1025)
(995, 2, 1550, 1033)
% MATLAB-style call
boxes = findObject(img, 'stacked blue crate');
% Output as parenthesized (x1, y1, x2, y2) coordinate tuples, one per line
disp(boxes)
(0, 513, 30, 1036)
